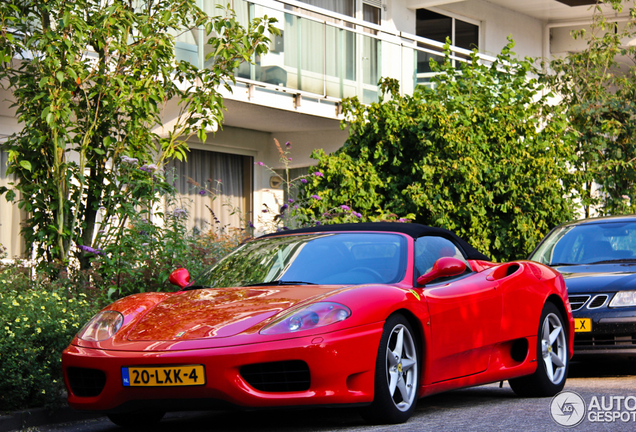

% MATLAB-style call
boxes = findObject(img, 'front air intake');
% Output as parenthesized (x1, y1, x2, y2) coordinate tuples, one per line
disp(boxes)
(67, 367, 106, 397)
(240, 360, 310, 392)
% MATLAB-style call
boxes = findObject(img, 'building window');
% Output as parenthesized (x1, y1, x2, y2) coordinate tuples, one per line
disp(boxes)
(0, 148, 26, 258)
(362, 2, 381, 26)
(295, 0, 355, 17)
(166, 149, 253, 234)
(416, 9, 479, 51)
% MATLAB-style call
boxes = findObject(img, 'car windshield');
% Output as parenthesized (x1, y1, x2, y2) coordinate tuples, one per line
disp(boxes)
(530, 221, 636, 266)
(195, 232, 408, 288)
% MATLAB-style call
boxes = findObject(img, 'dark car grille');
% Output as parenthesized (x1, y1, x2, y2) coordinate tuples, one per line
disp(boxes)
(67, 367, 106, 397)
(569, 295, 590, 311)
(240, 360, 310, 392)
(588, 294, 609, 309)
(575, 333, 636, 348)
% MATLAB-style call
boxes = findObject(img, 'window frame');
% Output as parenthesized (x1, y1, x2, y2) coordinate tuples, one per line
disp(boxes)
(416, 6, 481, 51)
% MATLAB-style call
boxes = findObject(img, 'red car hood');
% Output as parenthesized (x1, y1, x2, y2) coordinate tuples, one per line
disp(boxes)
(126, 285, 344, 341)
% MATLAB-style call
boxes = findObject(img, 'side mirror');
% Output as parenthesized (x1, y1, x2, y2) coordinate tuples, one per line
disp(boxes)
(416, 257, 467, 286)
(169, 268, 191, 288)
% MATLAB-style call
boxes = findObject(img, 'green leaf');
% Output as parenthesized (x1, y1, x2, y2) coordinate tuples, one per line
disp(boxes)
(19, 160, 32, 171)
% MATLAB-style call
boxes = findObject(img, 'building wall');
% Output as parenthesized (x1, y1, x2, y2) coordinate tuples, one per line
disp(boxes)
(427, 0, 545, 59)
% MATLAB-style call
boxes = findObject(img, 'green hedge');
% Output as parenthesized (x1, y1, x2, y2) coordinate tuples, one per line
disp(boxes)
(0, 270, 97, 411)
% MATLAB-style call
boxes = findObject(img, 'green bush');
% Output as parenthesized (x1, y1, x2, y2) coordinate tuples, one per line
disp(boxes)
(305, 40, 576, 261)
(0, 268, 97, 410)
(95, 214, 246, 299)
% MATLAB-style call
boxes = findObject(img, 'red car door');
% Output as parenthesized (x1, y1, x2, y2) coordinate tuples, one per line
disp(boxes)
(424, 273, 502, 383)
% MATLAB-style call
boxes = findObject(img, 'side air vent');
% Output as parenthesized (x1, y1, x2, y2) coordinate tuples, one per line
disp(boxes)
(240, 360, 310, 392)
(588, 294, 609, 309)
(568, 295, 590, 311)
(67, 367, 106, 397)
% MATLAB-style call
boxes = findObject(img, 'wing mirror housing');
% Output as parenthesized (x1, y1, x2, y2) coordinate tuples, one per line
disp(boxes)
(169, 268, 191, 288)
(416, 257, 467, 286)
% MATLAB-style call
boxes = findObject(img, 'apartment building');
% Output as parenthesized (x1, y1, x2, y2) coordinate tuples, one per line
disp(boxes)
(1, 0, 633, 257)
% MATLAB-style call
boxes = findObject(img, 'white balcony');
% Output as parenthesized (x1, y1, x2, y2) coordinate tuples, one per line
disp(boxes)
(174, 0, 496, 120)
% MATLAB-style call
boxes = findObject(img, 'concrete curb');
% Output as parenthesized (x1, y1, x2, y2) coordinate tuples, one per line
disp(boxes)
(0, 406, 103, 432)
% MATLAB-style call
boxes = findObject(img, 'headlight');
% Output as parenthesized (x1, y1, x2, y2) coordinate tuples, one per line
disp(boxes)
(610, 291, 636, 308)
(260, 302, 351, 335)
(77, 311, 124, 341)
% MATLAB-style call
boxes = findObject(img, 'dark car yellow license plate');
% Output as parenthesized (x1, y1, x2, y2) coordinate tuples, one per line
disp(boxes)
(574, 318, 592, 332)
(122, 365, 205, 387)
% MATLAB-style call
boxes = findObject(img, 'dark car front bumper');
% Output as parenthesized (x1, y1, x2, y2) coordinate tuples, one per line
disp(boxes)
(571, 295, 636, 356)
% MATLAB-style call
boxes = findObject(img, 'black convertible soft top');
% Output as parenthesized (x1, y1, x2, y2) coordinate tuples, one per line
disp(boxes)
(257, 222, 491, 261)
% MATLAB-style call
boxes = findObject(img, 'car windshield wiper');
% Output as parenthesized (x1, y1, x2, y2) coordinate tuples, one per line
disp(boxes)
(588, 259, 636, 265)
(549, 262, 577, 267)
(245, 280, 317, 287)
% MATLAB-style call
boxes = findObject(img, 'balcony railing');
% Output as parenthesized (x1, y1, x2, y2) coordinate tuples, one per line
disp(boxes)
(174, 0, 496, 104)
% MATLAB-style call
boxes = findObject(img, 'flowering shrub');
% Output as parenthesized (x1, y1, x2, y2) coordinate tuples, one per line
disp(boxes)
(0, 268, 96, 410)
(95, 208, 246, 299)
(256, 139, 414, 233)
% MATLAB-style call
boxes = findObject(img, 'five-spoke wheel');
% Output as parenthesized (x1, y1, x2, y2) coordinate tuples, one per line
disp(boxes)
(509, 302, 569, 397)
(540, 310, 567, 385)
(362, 314, 419, 424)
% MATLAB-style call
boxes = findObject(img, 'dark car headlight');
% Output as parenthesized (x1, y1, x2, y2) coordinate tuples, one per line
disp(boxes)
(260, 302, 351, 335)
(77, 311, 124, 341)
(610, 291, 636, 308)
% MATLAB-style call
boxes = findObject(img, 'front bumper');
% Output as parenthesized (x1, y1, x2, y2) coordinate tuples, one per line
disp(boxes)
(572, 299, 636, 356)
(62, 322, 383, 413)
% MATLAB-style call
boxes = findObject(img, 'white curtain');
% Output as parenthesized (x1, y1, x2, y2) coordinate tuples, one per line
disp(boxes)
(0, 149, 26, 258)
(166, 149, 252, 234)
(295, 0, 355, 17)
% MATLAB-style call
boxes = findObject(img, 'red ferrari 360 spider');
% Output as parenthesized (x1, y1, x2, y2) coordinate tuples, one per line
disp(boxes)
(62, 223, 574, 426)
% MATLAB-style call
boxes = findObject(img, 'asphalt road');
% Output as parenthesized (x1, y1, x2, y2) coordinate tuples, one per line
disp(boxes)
(31, 360, 636, 432)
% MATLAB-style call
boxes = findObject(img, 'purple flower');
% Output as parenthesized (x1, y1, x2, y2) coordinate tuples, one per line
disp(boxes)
(248, 221, 255, 229)
(285, 141, 292, 148)
(354, 212, 362, 218)
(288, 157, 292, 161)
(140, 165, 152, 173)
(78, 245, 103, 255)
(288, 198, 294, 203)
(121, 156, 138, 165)
(398, 218, 409, 222)
(280, 204, 288, 211)
(173, 208, 187, 217)
(198, 190, 206, 196)
(340, 205, 350, 211)
(262, 209, 268, 213)
(255, 161, 265, 166)
(294, 205, 299, 209)
(311, 195, 321, 200)
(313, 172, 323, 177)
(300, 178, 308, 184)
(316, 221, 321, 225)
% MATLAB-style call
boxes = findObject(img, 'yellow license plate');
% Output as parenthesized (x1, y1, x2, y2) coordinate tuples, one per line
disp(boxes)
(574, 318, 592, 333)
(122, 365, 205, 387)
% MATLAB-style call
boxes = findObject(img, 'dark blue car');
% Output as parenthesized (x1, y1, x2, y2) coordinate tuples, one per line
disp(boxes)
(530, 215, 636, 357)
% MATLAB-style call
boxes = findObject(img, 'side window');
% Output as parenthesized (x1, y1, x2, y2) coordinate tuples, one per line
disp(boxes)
(415, 236, 469, 278)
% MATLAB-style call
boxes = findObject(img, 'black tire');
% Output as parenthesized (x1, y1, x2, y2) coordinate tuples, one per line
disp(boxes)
(107, 409, 165, 429)
(361, 313, 420, 424)
(509, 302, 569, 397)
